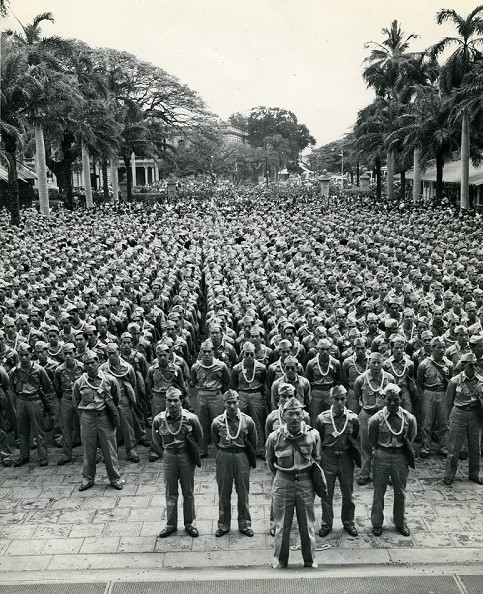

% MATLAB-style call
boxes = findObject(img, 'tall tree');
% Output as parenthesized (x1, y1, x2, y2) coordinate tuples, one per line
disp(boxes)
(0, 34, 32, 225)
(430, 6, 483, 209)
(363, 20, 423, 201)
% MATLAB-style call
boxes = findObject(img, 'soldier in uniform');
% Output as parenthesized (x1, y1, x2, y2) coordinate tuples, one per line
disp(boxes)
(417, 337, 453, 458)
(316, 385, 359, 538)
(10, 343, 54, 467)
(444, 352, 483, 485)
(190, 339, 230, 457)
(53, 343, 84, 465)
(369, 384, 417, 537)
(353, 352, 394, 485)
(152, 387, 202, 538)
(266, 397, 323, 569)
(73, 350, 124, 491)
(305, 338, 341, 423)
(231, 341, 267, 458)
(211, 389, 257, 537)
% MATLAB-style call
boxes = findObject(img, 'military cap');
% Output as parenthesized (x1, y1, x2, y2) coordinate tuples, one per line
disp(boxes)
(282, 396, 303, 411)
(222, 389, 239, 402)
(460, 352, 477, 363)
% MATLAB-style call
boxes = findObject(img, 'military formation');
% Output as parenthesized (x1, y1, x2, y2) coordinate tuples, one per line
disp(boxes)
(0, 188, 482, 569)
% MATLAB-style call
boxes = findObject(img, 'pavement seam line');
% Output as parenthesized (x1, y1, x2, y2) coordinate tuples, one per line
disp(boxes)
(103, 579, 113, 594)
(453, 574, 469, 594)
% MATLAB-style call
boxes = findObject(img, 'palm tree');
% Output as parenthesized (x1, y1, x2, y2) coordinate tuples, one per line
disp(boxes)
(430, 5, 483, 210)
(363, 20, 426, 201)
(7, 12, 69, 216)
(0, 35, 32, 225)
(395, 86, 458, 204)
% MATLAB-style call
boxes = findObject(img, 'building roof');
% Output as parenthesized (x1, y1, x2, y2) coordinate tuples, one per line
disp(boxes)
(0, 162, 37, 182)
(405, 159, 483, 185)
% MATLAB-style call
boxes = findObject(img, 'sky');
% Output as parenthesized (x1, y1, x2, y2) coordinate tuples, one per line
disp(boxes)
(3, 0, 479, 147)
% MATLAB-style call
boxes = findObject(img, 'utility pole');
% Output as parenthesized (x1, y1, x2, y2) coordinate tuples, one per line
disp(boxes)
(264, 139, 269, 187)
(340, 148, 344, 189)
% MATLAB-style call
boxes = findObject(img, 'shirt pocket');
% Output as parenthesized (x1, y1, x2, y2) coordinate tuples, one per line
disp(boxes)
(275, 447, 293, 468)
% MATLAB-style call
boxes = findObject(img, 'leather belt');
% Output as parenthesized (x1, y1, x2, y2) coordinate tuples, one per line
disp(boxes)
(18, 394, 42, 402)
(455, 404, 479, 411)
(322, 448, 348, 457)
(165, 445, 188, 454)
(377, 446, 404, 453)
(219, 446, 246, 453)
(278, 468, 311, 481)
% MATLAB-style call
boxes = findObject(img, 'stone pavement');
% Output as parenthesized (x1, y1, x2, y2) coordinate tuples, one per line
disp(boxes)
(0, 443, 482, 580)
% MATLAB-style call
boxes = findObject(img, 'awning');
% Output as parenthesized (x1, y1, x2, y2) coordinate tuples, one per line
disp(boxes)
(406, 159, 483, 185)
(0, 162, 37, 182)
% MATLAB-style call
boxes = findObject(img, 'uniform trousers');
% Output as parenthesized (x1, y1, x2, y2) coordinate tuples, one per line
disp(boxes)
(80, 409, 121, 483)
(421, 390, 448, 454)
(198, 391, 224, 455)
(359, 409, 375, 480)
(309, 388, 331, 424)
(272, 471, 316, 567)
(320, 449, 355, 528)
(163, 448, 196, 529)
(445, 407, 480, 481)
(371, 448, 408, 528)
(17, 397, 47, 462)
(118, 394, 137, 457)
(346, 388, 360, 414)
(0, 393, 12, 464)
(216, 448, 251, 531)
(60, 396, 80, 460)
(238, 390, 265, 455)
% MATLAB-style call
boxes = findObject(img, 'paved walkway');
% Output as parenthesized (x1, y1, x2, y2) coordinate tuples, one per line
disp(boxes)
(0, 444, 482, 580)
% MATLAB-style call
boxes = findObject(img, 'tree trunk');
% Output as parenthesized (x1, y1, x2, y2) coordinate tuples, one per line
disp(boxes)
(460, 108, 470, 211)
(35, 124, 50, 216)
(412, 146, 421, 203)
(434, 150, 444, 206)
(4, 134, 20, 226)
(123, 156, 133, 202)
(101, 158, 109, 201)
(46, 131, 77, 210)
(375, 156, 382, 201)
(386, 149, 394, 202)
(356, 159, 360, 187)
(111, 154, 119, 202)
(400, 170, 406, 202)
(82, 145, 94, 208)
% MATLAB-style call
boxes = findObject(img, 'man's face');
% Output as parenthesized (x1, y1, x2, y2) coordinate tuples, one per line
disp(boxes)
(74, 335, 86, 350)
(249, 333, 261, 347)
(354, 344, 366, 359)
(317, 346, 330, 362)
(432, 343, 445, 359)
(243, 350, 255, 364)
(210, 329, 221, 345)
(107, 347, 119, 363)
(224, 397, 239, 418)
(456, 331, 468, 347)
(331, 393, 347, 415)
(35, 347, 48, 363)
(385, 393, 401, 414)
(369, 358, 382, 374)
(18, 349, 32, 367)
(201, 347, 213, 365)
(157, 351, 169, 366)
(283, 408, 303, 434)
(392, 344, 405, 359)
(121, 338, 132, 352)
(367, 320, 379, 333)
(283, 362, 297, 380)
(166, 394, 182, 416)
(63, 350, 76, 365)
(84, 357, 99, 377)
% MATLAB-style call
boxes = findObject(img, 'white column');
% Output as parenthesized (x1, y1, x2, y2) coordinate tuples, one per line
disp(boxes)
(111, 154, 119, 202)
(144, 165, 149, 185)
(82, 145, 94, 208)
(154, 162, 159, 182)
